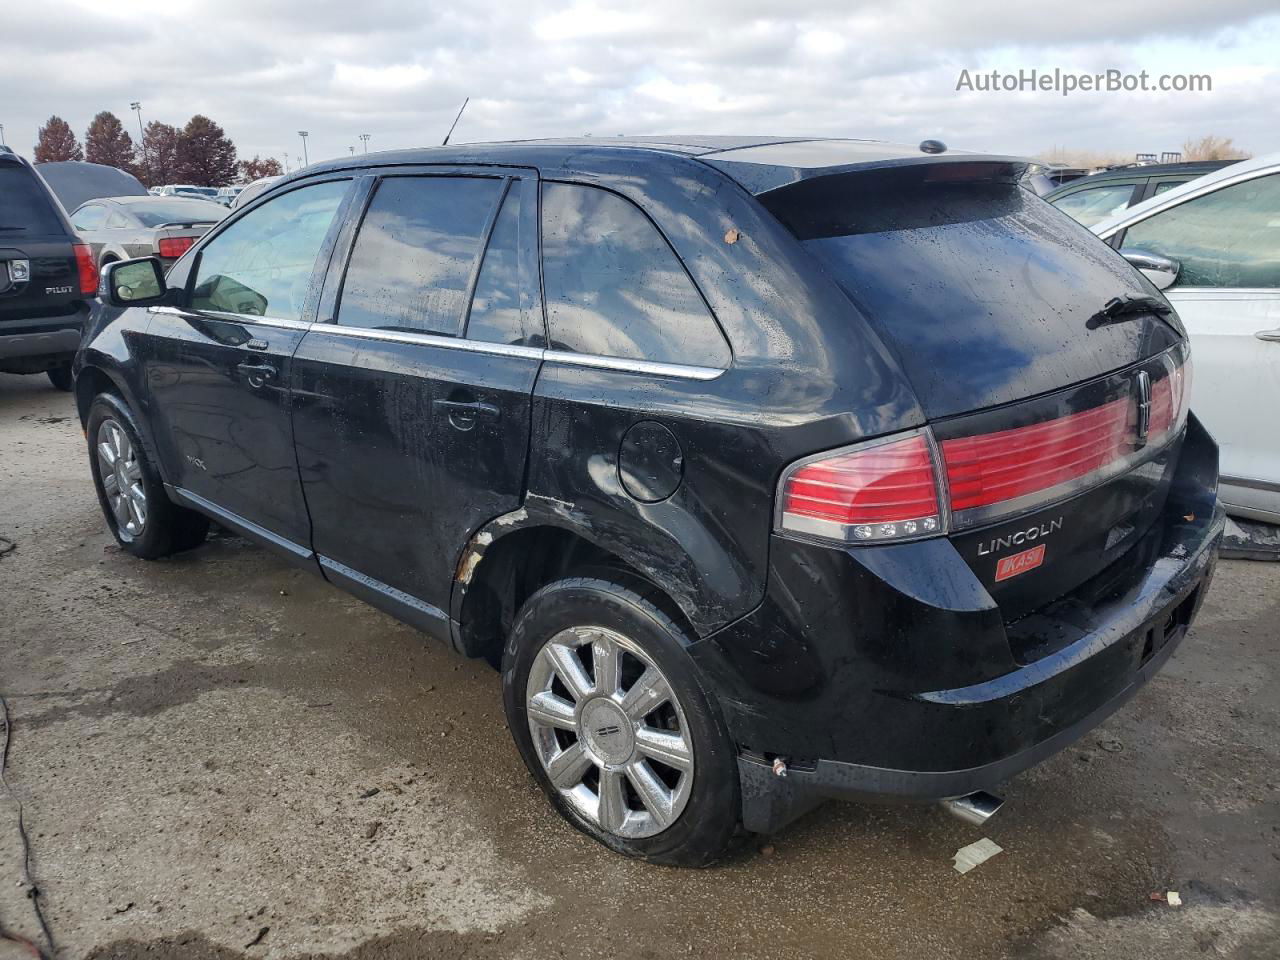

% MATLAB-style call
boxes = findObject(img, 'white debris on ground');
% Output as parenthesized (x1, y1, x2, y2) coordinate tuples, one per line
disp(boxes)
(952, 837, 1003, 874)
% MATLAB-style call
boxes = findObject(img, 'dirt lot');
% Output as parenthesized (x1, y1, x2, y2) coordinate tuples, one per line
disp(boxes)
(1, 371, 1277, 960)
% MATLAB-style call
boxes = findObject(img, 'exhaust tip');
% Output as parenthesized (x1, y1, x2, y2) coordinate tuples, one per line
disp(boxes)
(940, 790, 1005, 826)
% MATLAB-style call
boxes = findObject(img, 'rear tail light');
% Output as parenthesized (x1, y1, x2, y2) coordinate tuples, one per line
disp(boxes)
(157, 236, 196, 259)
(72, 243, 97, 295)
(778, 432, 945, 543)
(778, 353, 1191, 545)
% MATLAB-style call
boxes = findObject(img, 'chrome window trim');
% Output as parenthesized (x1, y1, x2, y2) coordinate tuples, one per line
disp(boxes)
(542, 349, 725, 381)
(1220, 474, 1280, 495)
(149, 305, 729, 379)
(148, 305, 313, 331)
(308, 323, 543, 360)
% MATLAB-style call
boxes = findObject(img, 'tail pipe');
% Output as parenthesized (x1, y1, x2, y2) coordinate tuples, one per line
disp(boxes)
(940, 790, 1004, 826)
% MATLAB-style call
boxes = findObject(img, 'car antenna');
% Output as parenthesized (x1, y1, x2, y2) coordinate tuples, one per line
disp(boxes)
(443, 97, 469, 146)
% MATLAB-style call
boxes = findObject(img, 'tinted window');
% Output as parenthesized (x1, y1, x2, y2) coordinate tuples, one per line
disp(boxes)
(124, 199, 225, 227)
(191, 179, 347, 321)
(0, 166, 64, 234)
(337, 176, 503, 336)
(72, 205, 106, 231)
(466, 182, 535, 346)
(541, 182, 729, 367)
(1121, 173, 1280, 288)
(1050, 183, 1135, 226)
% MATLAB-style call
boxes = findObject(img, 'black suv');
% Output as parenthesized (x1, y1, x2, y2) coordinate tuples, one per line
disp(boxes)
(76, 137, 1224, 866)
(0, 146, 96, 389)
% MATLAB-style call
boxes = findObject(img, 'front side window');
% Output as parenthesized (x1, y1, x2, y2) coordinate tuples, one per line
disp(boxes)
(1049, 183, 1135, 227)
(72, 205, 106, 231)
(191, 179, 348, 321)
(337, 176, 504, 336)
(1121, 173, 1280, 288)
(541, 182, 730, 367)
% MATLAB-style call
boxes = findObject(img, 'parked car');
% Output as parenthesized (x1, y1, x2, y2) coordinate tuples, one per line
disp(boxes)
(215, 186, 244, 207)
(1022, 162, 1092, 197)
(36, 160, 149, 212)
(75, 137, 1223, 865)
(70, 196, 227, 270)
(156, 184, 220, 201)
(1092, 153, 1280, 524)
(231, 175, 281, 209)
(1045, 160, 1232, 227)
(0, 146, 96, 390)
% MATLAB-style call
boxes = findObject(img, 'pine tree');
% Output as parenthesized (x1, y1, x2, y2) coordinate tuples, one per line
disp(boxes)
(84, 111, 136, 171)
(33, 116, 84, 163)
(176, 115, 238, 187)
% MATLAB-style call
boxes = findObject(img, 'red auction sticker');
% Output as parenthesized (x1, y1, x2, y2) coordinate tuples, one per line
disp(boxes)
(994, 544, 1046, 582)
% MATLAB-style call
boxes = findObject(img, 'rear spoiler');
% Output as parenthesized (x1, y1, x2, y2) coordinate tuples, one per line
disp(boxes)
(700, 144, 1029, 196)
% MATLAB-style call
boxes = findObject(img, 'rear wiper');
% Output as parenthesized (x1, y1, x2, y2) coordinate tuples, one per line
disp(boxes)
(1086, 295, 1173, 329)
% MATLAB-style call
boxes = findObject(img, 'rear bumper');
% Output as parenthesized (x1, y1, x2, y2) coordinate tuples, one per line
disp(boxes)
(0, 309, 87, 362)
(690, 415, 1224, 833)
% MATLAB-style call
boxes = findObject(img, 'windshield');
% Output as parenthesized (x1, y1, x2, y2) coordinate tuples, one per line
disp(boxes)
(0, 165, 64, 233)
(121, 198, 227, 227)
(174, 186, 218, 197)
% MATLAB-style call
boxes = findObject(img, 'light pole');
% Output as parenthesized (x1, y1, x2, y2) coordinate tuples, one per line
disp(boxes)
(0, 123, 6, 147)
(349, 145, 354, 155)
(282, 154, 290, 174)
(130, 101, 145, 182)
(297, 130, 309, 166)
(359, 133, 370, 153)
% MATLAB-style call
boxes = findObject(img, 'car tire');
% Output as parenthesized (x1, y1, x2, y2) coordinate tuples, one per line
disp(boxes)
(502, 576, 741, 866)
(86, 392, 209, 559)
(47, 366, 73, 391)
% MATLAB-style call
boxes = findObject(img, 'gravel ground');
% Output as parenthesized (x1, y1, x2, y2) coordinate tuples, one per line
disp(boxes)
(1, 371, 1277, 960)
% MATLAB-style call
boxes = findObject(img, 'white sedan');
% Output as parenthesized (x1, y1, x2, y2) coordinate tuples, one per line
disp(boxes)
(1092, 153, 1280, 524)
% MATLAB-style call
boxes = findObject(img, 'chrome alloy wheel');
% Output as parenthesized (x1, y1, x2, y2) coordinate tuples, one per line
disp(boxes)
(96, 418, 147, 539)
(526, 626, 695, 839)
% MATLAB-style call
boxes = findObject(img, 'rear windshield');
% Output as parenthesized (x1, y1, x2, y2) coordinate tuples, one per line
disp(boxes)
(0, 164, 64, 234)
(122, 199, 226, 227)
(760, 166, 1153, 416)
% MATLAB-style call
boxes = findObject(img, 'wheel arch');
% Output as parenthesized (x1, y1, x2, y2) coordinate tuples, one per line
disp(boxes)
(451, 513, 699, 665)
(75, 361, 169, 485)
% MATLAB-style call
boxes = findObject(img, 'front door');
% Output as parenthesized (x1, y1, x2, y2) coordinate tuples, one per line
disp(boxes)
(1118, 170, 1280, 518)
(290, 171, 542, 631)
(141, 177, 353, 553)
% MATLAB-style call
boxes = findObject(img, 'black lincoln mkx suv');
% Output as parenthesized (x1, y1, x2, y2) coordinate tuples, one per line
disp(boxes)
(75, 136, 1222, 865)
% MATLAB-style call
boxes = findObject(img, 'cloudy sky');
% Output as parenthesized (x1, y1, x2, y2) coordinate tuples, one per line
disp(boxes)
(2, 0, 1277, 169)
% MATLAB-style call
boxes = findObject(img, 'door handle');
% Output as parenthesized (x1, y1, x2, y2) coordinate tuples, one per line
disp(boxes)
(433, 399, 500, 417)
(236, 361, 278, 388)
(433, 397, 500, 431)
(1255, 328, 1280, 342)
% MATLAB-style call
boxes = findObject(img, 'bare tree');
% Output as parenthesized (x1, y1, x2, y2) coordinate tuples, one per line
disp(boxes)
(1181, 135, 1251, 162)
(236, 155, 284, 183)
(33, 115, 84, 163)
(1035, 146, 1127, 169)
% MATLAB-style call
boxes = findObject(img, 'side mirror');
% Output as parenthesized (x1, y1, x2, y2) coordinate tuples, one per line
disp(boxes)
(102, 257, 168, 308)
(1121, 249, 1180, 291)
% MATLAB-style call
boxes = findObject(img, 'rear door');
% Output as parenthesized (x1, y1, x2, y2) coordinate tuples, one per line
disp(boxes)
(140, 176, 353, 555)
(1118, 170, 1280, 517)
(291, 168, 543, 633)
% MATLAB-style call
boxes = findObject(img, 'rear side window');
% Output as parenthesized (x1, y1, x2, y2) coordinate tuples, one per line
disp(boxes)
(540, 182, 729, 367)
(465, 180, 538, 346)
(191, 179, 348, 322)
(0, 165, 64, 234)
(338, 176, 504, 336)
(1120, 173, 1280, 288)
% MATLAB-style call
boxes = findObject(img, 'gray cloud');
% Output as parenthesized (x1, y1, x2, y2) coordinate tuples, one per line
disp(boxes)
(0, 1, 1275, 168)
